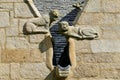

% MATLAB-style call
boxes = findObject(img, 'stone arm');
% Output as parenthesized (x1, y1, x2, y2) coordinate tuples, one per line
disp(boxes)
(68, 38, 76, 70)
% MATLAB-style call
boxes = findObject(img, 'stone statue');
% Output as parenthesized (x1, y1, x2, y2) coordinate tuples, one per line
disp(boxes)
(25, 9, 59, 33)
(59, 21, 98, 40)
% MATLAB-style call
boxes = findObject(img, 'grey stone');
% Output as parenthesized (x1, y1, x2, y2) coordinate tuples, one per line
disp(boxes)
(6, 37, 30, 49)
(20, 63, 50, 79)
(14, 3, 34, 18)
(0, 64, 10, 79)
(91, 40, 120, 53)
(0, 12, 10, 27)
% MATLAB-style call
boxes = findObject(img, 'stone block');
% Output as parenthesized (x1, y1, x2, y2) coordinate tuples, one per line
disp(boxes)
(6, 37, 30, 49)
(0, 64, 10, 79)
(0, 0, 24, 2)
(102, 31, 119, 39)
(74, 64, 99, 78)
(82, 53, 116, 63)
(84, 0, 101, 12)
(29, 48, 43, 62)
(30, 34, 44, 43)
(116, 14, 120, 24)
(0, 29, 5, 49)
(2, 49, 30, 63)
(0, 12, 10, 27)
(6, 27, 19, 36)
(91, 40, 120, 53)
(10, 19, 18, 27)
(77, 13, 103, 25)
(99, 63, 119, 79)
(102, 0, 120, 12)
(0, 3, 13, 10)
(11, 63, 20, 80)
(14, 3, 34, 18)
(20, 63, 50, 79)
(75, 40, 91, 53)
(102, 13, 116, 25)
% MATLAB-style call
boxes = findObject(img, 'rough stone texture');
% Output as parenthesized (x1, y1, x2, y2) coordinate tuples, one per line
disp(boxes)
(14, 3, 34, 18)
(6, 27, 19, 36)
(102, 0, 120, 12)
(74, 63, 99, 78)
(0, 0, 24, 2)
(11, 63, 20, 80)
(29, 48, 44, 62)
(116, 14, 120, 24)
(30, 34, 44, 43)
(91, 40, 120, 53)
(0, 29, 5, 49)
(0, 64, 10, 79)
(84, 0, 101, 12)
(0, 12, 10, 27)
(2, 49, 30, 62)
(20, 63, 50, 79)
(0, 3, 13, 10)
(6, 37, 30, 49)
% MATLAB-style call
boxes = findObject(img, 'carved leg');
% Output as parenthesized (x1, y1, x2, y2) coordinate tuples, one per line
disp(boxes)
(45, 33, 54, 71)
(68, 38, 76, 70)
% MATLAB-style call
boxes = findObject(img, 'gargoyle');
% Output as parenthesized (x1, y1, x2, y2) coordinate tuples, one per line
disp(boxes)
(59, 21, 98, 40)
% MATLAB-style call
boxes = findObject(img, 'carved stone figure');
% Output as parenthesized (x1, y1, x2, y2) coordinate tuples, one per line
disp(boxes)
(59, 21, 98, 40)
(73, 2, 84, 10)
(25, 9, 59, 33)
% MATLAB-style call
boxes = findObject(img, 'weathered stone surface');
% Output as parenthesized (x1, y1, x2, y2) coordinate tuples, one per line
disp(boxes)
(0, 12, 10, 27)
(20, 63, 50, 79)
(11, 63, 20, 80)
(91, 40, 120, 53)
(102, 31, 119, 39)
(0, 3, 13, 10)
(30, 34, 44, 43)
(0, 64, 9, 79)
(74, 64, 99, 78)
(19, 19, 28, 33)
(84, 0, 101, 12)
(0, 0, 24, 2)
(82, 53, 120, 63)
(75, 40, 91, 53)
(14, 3, 34, 18)
(6, 37, 30, 49)
(116, 14, 120, 24)
(0, 29, 5, 49)
(29, 48, 43, 62)
(102, 13, 116, 25)
(10, 19, 18, 27)
(102, 0, 120, 12)
(6, 27, 19, 36)
(99, 63, 119, 79)
(77, 13, 103, 25)
(2, 49, 30, 62)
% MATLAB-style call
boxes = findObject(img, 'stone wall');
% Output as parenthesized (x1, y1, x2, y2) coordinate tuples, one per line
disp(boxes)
(0, 0, 120, 80)
(74, 0, 120, 80)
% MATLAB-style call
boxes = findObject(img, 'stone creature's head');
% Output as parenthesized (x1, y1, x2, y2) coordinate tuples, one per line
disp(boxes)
(49, 9, 59, 21)
(59, 21, 69, 32)
(73, 2, 83, 10)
